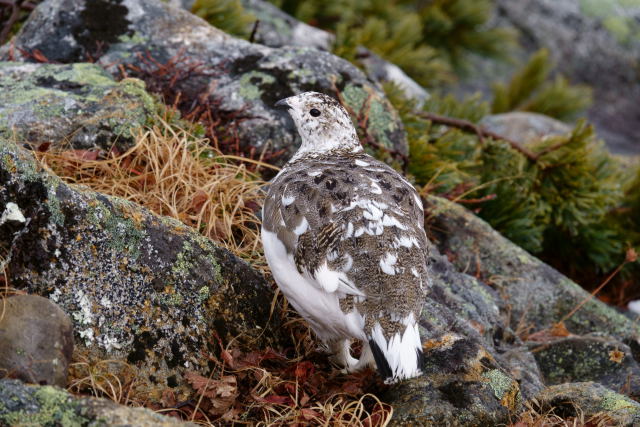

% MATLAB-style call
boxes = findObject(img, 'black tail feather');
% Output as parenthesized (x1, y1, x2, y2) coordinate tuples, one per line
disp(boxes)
(369, 339, 393, 381)
(416, 347, 425, 370)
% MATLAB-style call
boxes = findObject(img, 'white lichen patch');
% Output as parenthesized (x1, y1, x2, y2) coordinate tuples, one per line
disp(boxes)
(0, 202, 26, 225)
(49, 288, 62, 303)
(79, 327, 95, 344)
(98, 334, 122, 352)
(72, 290, 94, 326)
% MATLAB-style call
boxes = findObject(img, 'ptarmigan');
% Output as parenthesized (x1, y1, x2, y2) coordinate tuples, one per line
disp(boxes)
(262, 91, 429, 383)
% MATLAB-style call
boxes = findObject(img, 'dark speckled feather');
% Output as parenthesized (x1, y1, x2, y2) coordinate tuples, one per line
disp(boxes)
(263, 148, 429, 337)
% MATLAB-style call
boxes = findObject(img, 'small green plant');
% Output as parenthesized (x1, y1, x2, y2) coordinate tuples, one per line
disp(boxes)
(191, 0, 256, 38)
(491, 49, 593, 121)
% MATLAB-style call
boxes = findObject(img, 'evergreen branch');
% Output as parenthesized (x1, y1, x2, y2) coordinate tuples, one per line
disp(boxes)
(416, 111, 539, 161)
(531, 139, 573, 159)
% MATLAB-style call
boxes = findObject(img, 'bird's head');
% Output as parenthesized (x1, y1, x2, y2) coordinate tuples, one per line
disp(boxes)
(276, 92, 362, 160)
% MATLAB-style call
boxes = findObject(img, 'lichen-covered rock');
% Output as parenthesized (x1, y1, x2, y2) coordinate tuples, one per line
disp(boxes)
(240, 0, 334, 51)
(0, 62, 155, 151)
(1, 0, 407, 165)
(480, 112, 571, 143)
(355, 47, 430, 107)
(387, 194, 640, 423)
(531, 336, 640, 397)
(0, 379, 193, 426)
(0, 295, 74, 387)
(238, 0, 429, 106)
(534, 382, 640, 426)
(0, 137, 282, 396)
(425, 195, 640, 345)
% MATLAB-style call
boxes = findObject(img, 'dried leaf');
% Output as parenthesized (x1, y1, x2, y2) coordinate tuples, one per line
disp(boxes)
(184, 372, 238, 415)
(294, 361, 314, 381)
(160, 389, 177, 408)
(32, 49, 50, 63)
(262, 394, 293, 405)
(300, 408, 321, 421)
(609, 349, 625, 364)
(75, 149, 100, 161)
(191, 189, 209, 212)
(550, 322, 570, 337)
(221, 349, 235, 369)
(299, 392, 310, 407)
(528, 322, 571, 342)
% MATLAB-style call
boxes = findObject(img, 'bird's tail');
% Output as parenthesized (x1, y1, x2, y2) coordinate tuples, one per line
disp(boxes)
(368, 313, 424, 384)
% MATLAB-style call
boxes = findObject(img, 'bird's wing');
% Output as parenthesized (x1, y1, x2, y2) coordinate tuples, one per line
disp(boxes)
(263, 154, 428, 300)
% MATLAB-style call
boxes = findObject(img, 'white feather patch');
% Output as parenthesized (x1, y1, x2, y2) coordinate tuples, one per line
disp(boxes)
(370, 314, 422, 384)
(379, 253, 397, 275)
(293, 217, 309, 235)
(282, 194, 295, 206)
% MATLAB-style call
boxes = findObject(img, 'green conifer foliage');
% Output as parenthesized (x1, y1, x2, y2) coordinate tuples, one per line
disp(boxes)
(491, 49, 593, 121)
(386, 84, 633, 277)
(192, 0, 256, 38)
(418, 0, 516, 71)
(270, 0, 515, 87)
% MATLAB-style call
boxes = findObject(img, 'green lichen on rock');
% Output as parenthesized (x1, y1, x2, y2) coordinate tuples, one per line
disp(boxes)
(0, 383, 87, 427)
(535, 382, 640, 425)
(0, 379, 190, 426)
(0, 62, 155, 151)
(483, 369, 513, 400)
(86, 198, 146, 259)
(238, 71, 277, 100)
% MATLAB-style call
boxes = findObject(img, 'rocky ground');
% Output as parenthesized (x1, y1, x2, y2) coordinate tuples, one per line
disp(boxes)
(1, 0, 639, 426)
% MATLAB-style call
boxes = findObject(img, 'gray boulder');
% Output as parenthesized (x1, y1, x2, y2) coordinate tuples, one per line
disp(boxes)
(0, 378, 193, 426)
(531, 336, 640, 397)
(0, 295, 74, 387)
(480, 111, 571, 144)
(425, 195, 640, 344)
(0, 136, 283, 394)
(0, 62, 154, 151)
(1, 0, 407, 165)
(240, 0, 334, 51)
(535, 382, 640, 426)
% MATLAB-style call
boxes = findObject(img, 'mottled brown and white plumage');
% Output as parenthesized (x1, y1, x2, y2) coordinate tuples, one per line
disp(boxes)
(261, 92, 429, 383)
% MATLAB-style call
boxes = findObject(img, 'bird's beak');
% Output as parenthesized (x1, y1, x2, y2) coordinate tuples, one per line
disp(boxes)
(275, 98, 291, 109)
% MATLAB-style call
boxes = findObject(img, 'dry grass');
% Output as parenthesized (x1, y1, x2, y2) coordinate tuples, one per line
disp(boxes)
(34, 116, 275, 272)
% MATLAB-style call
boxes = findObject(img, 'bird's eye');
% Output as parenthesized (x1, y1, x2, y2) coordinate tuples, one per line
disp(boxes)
(309, 108, 321, 117)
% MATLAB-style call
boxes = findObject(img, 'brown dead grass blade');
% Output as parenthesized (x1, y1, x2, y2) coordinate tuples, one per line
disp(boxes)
(34, 117, 270, 273)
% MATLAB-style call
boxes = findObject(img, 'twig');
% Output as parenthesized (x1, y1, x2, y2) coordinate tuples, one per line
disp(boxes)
(558, 248, 637, 325)
(416, 111, 542, 161)
(249, 19, 260, 44)
(0, 0, 20, 46)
